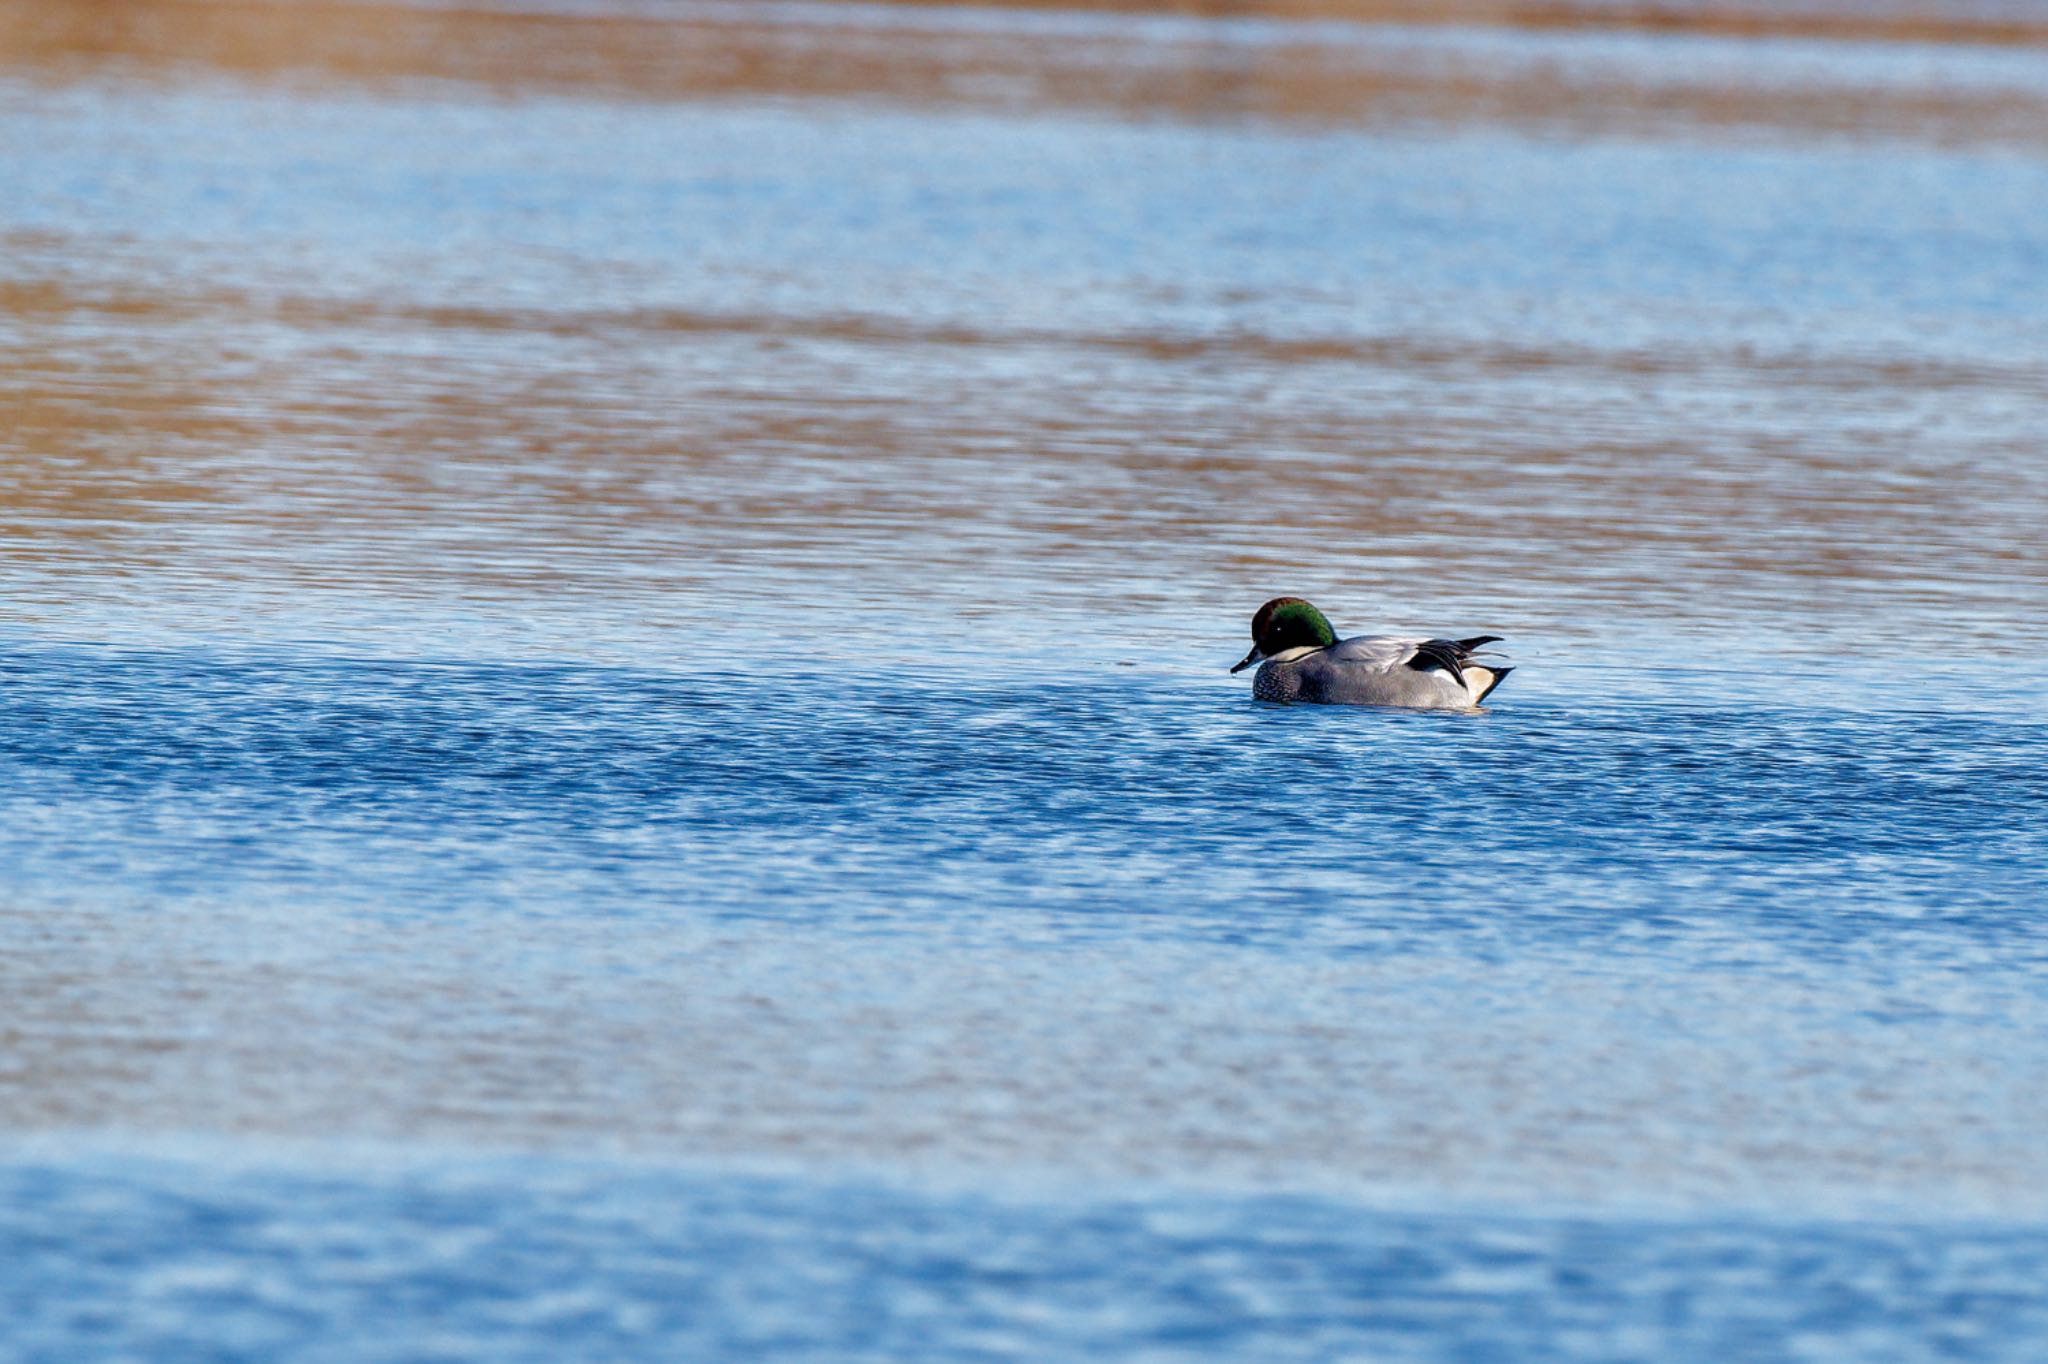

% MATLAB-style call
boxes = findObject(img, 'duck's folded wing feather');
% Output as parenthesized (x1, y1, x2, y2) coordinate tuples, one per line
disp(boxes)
(1406, 639, 1473, 686)
(1322, 634, 1430, 673)
(1326, 634, 1504, 686)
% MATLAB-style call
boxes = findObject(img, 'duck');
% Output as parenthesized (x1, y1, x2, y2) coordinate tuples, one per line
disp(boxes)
(1231, 597, 1510, 707)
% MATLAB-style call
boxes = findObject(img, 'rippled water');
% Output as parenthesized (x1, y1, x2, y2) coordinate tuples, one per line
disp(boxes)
(4, 0, 2048, 1358)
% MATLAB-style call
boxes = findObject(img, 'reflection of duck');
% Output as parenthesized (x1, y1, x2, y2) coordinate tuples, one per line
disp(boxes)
(1232, 597, 1511, 708)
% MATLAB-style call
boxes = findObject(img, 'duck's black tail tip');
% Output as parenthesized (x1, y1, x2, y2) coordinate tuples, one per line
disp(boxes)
(1474, 665, 1513, 704)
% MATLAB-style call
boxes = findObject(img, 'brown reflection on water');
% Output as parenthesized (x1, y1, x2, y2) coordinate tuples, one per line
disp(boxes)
(5, 265, 2043, 657)
(861, 0, 2048, 46)
(3, 0, 2047, 147)
(2, 0, 2045, 655)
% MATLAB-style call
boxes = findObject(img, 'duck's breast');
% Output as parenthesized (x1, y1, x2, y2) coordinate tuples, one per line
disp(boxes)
(1251, 660, 1301, 702)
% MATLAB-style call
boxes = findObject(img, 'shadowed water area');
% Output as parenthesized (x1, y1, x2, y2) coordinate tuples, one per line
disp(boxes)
(3, 0, 2047, 1357)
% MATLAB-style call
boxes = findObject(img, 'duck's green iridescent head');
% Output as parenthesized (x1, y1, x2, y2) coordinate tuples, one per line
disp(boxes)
(1231, 597, 1337, 673)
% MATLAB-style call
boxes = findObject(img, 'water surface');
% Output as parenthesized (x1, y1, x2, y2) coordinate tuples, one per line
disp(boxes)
(3, 0, 2047, 1357)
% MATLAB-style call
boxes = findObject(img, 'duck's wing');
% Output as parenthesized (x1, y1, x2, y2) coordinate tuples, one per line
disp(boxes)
(1324, 633, 1511, 701)
(1321, 634, 1429, 673)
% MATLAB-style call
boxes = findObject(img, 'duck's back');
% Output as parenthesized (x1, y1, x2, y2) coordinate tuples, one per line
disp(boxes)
(1254, 634, 1501, 708)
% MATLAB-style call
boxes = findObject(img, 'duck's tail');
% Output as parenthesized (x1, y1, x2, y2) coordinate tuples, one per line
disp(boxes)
(1466, 664, 1513, 704)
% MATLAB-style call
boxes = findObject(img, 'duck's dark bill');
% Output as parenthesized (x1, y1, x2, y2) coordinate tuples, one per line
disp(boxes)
(1230, 647, 1263, 674)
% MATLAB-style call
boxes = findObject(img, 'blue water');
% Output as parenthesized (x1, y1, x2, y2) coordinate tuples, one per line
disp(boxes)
(5, 641, 2048, 1358)
(9, 1152, 2048, 1362)
(5, 0, 2048, 1357)
(3, 644, 2042, 948)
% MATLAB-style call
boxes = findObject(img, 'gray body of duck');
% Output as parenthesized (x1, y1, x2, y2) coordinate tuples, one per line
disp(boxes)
(1232, 597, 1511, 708)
